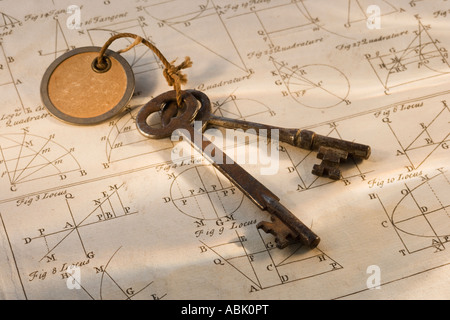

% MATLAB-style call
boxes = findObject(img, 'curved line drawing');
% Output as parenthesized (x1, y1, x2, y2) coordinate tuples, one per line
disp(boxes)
(286, 64, 350, 109)
(0, 132, 81, 186)
(99, 246, 122, 300)
(99, 247, 164, 300)
(170, 165, 244, 221)
(391, 171, 450, 239)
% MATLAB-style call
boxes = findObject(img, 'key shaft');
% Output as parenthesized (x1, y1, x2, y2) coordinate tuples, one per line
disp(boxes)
(208, 117, 371, 160)
(137, 90, 320, 249)
(182, 124, 320, 249)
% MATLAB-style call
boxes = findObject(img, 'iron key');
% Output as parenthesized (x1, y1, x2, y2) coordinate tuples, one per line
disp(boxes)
(178, 90, 371, 180)
(136, 90, 320, 249)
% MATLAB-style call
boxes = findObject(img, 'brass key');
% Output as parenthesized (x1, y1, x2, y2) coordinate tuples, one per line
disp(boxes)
(180, 90, 371, 180)
(136, 90, 320, 249)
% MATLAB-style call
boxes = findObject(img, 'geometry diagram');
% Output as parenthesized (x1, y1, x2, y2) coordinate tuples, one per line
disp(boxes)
(169, 165, 244, 221)
(143, 0, 250, 73)
(23, 183, 137, 263)
(0, 130, 81, 188)
(227, 0, 323, 48)
(99, 247, 167, 300)
(105, 106, 174, 164)
(271, 58, 351, 109)
(0, 11, 22, 29)
(212, 94, 275, 121)
(200, 229, 342, 291)
(366, 19, 450, 92)
(38, 19, 73, 60)
(226, 0, 365, 46)
(378, 169, 450, 254)
(0, 43, 26, 113)
(343, 0, 398, 28)
(87, 18, 162, 76)
(385, 100, 449, 170)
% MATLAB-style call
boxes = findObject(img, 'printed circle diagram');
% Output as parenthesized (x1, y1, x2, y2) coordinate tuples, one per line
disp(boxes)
(170, 165, 244, 220)
(286, 64, 350, 109)
(391, 172, 449, 241)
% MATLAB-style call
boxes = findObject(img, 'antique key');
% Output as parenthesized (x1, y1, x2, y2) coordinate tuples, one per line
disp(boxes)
(179, 90, 371, 180)
(136, 90, 320, 249)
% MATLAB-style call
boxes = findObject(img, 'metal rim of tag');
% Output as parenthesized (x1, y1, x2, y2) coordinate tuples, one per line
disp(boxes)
(40, 46, 135, 125)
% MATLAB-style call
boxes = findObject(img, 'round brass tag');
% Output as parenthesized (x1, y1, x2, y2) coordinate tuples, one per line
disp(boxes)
(40, 46, 135, 125)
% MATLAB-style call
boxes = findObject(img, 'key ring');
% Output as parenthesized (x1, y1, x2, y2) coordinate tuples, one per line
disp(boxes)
(136, 90, 199, 139)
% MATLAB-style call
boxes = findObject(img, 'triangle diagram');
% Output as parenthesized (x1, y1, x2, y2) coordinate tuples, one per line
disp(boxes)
(38, 225, 85, 263)
(203, 238, 261, 288)
(0, 12, 21, 28)
(401, 106, 450, 169)
(146, 2, 248, 73)
(39, 19, 70, 59)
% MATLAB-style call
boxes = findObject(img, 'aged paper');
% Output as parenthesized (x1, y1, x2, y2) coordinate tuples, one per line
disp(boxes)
(0, 0, 448, 300)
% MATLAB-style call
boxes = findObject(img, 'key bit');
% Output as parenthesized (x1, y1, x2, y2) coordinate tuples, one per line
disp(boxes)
(312, 146, 349, 180)
(257, 194, 320, 249)
(257, 216, 298, 249)
(298, 130, 370, 180)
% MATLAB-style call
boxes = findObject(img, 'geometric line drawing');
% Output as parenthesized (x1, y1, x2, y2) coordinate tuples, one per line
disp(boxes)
(385, 100, 449, 170)
(201, 229, 342, 291)
(343, 0, 397, 28)
(99, 247, 167, 300)
(87, 18, 162, 76)
(38, 19, 72, 60)
(366, 19, 450, 92)
(377, 168, 450, 254)
(0, 130, 81, 187)
(271, 57, 351, 109)
(22, 183, 137, 262)
(105, 106, 174, 164)
(228, 0, 324, 48)
(169, 165, 244, 221)
(0, 11, 22, 29)
(143, 0, 250, 73)
(212, 93, 275, 121)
